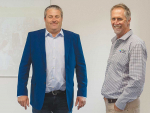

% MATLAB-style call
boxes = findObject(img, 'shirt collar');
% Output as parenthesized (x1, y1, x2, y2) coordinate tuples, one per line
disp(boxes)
(111, 29, 133, 43)
(45, 29, 64, 38)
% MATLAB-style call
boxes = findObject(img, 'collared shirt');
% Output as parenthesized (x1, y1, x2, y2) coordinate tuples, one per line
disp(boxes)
(45, 29, 66, 93)
(101, 30, 147, 110)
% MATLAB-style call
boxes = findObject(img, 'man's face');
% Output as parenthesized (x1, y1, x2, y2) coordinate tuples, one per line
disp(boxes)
(44, 8, 63, 33)
(111, 8, 131, 38)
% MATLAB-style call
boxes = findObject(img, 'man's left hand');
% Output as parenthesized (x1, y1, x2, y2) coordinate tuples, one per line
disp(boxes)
(75, 97, 86, 110)
(114, 104, 123, 112)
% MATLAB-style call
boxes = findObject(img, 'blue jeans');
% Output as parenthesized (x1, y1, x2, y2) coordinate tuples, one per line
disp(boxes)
(32, 92, 70, 113)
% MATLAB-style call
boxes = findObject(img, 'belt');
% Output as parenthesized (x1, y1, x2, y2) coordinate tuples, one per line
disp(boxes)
(107, 98, 117, 103)
(45, 90, 66, 96)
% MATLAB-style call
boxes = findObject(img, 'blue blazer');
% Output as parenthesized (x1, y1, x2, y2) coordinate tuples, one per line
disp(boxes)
(17, 29, 87, 112)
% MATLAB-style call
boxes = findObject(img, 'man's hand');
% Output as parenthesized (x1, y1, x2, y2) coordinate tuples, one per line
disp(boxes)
(114, 104, 123, 112)
(18, 96, 29, 110)
(75, 96, 86, 110)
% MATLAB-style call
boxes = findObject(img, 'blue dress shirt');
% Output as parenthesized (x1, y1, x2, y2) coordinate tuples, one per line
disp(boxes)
(45, 29, 66, 93)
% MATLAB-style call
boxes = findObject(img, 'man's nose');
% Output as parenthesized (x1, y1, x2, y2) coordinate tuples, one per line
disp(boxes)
(114, 19, 119, 24)
(52, 17, 57, 22)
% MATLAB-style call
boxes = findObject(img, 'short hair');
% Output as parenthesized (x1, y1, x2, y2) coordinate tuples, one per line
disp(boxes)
(111, 3, 131, 21)
(44, 5, 63, 18)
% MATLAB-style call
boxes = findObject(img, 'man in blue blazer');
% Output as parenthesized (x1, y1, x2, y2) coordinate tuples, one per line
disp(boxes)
(17, 5, 87, 113)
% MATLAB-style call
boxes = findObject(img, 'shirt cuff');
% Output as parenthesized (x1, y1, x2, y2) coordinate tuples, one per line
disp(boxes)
(115, 100, 127, 110)
(77, 96, 86, 98)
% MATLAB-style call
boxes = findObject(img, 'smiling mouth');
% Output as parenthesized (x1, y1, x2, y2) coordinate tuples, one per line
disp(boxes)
(51, 23, 58, 25)
(114, 25, 121, 29)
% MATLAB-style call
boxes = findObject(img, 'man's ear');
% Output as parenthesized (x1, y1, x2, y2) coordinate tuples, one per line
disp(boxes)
(128, 17, 131, 25)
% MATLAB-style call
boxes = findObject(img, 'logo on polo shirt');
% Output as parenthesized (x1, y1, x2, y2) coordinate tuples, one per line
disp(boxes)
(119, 49, 126, 54)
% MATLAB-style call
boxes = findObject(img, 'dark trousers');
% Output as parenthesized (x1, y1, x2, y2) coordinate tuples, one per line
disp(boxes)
(32, 92, 70, 113)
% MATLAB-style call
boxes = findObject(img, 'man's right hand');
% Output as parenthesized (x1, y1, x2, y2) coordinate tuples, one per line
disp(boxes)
(18, 96, 29, 110)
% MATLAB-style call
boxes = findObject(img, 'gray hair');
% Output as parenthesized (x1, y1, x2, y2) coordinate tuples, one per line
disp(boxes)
(111, 3, 131, 21)
(44, 5, 63, 18)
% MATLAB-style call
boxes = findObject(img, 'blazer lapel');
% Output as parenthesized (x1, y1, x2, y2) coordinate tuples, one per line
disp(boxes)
(38, 29, 46, 68)
(63, 29, 71, 64)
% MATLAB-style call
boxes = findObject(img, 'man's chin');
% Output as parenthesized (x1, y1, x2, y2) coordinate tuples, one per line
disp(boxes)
(49, 28, 61, 33)
(50, 28, 58, 31)
(114, 30, 121, 35)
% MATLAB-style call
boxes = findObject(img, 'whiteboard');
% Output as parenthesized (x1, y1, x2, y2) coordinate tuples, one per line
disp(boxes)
(0, 0, 50, 77)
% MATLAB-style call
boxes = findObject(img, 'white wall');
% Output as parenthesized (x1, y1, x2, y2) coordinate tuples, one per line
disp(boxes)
(0, 78, 32, 113)
(0, 0, 150, 113)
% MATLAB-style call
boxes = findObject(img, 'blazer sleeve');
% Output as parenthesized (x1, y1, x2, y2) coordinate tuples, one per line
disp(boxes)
(74, 34, 87, 97)
(17, 33, 31, 96)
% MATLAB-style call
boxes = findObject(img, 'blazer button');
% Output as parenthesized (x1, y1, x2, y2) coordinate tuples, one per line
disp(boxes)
(44, 82, 46, 84)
